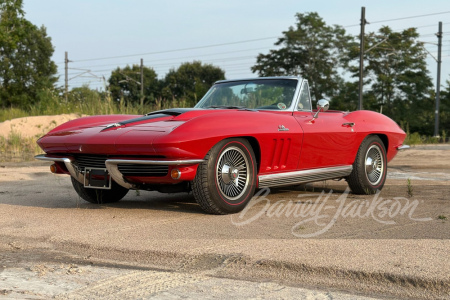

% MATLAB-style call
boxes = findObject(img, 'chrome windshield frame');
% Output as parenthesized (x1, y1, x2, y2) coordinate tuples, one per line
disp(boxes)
(195, 76, 304, 112)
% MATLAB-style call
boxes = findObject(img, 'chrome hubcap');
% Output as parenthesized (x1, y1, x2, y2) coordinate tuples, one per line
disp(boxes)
(365, 145, 384, 185)
(216, 146, 249, 200)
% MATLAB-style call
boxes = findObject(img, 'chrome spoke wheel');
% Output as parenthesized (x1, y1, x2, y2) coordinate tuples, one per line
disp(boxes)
(348, 136, 387, 195)
(365, 144, 384, 185)
(192, 138, 256, 214)
(216, 146, 249, 201)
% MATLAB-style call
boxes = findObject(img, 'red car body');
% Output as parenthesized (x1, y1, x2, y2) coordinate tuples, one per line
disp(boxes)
(36, 77, 407, 214)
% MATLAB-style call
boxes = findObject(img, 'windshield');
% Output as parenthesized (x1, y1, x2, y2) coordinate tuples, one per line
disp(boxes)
(194, 79, 299, 110)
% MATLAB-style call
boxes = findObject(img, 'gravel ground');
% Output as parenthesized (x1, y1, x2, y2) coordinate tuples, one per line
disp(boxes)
(0, 145, 449, 299)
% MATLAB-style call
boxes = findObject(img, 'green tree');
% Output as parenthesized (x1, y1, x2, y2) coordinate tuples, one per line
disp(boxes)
(0, 0, 58, 108)
(108, 64, 160, 106)
(162, 61, 225, 106)
(349, 26, 434, 133)
(328, 79, 359, 111)
(436, 80, 450, 138)
(251, 12, 355, 101)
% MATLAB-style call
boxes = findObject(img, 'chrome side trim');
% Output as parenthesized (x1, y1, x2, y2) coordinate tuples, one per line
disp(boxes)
(396, 145, 410, 150)
(105, 159, 205, 189)
(35, 154, 84, 184)
(258, 165, 353, 188)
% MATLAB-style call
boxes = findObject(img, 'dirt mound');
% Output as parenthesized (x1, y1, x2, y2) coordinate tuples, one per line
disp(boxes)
(0, 114, 83, 138)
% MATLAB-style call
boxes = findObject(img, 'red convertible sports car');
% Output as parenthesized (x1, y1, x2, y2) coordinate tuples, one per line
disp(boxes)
(36, 77, 408, 214)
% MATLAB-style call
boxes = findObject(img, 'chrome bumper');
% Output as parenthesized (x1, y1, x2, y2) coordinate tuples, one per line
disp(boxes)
(35, 154, 85, 183)
(396, 145, 410, 150)
(35, 154, 204, 189)
(104, 159, 204, 189)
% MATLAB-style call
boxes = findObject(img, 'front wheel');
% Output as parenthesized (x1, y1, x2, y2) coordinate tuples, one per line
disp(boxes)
(347, 135, 387, 194)
(71, 176, 129, 204)
(192, 138, 257, 214)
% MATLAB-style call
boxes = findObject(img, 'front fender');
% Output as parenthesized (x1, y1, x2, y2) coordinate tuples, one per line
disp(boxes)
(152, 110, 304, 173)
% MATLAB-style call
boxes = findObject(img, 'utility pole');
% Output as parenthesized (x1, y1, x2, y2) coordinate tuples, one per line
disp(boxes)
(140, 58, 144, 109)
(65, 51, 69, 101)
(434, 22, 442, 137)
(358, 7, 368, 111)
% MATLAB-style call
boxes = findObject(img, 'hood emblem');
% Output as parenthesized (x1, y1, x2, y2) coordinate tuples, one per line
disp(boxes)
(102, 123, 122, 131)
(278, 125, 289, 131)
(106, 123, 121, 129)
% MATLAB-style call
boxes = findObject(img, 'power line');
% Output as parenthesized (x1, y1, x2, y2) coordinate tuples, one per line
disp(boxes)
(62, 55, 258, 76)
(67, 46, 273, 70)
(397, 22, 450, 30)
(55, 10, 450, 67)
(58, 10, 450, 89)
(369, 11, 450, 25)
(72, 37, 279, 63)
(339, 11, 450, 28)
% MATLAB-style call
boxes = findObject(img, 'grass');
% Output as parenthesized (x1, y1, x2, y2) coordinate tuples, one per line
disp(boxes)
(0, 107, 30, 122)
(406, 178, 414, 198)
(437, 215, 447, 220)
(404, 132, 444, 145)
(0, 130, 41, 162)
(0, 92, 188, 123)
(403, 122, 448, 145)
(0, 93, 190, 162)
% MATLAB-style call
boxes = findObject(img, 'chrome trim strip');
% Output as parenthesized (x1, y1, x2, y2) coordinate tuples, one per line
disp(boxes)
(396, 145, 410, 150)
(258, 165, 353, 188)
(215, 76, 301, 84)
(35, 154, 84, 184)
(105, 159, 205, 189)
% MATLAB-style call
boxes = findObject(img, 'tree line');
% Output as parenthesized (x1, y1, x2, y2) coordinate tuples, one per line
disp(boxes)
(0, 1, 448, 136)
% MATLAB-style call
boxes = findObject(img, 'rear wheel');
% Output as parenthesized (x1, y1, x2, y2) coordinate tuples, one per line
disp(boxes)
(347, 135, 387, 194)
(192, 138, 257, 214)
(71, 176, 129, 204)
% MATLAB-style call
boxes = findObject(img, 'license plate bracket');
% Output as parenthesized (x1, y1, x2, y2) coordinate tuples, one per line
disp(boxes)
(83, 168, 112, 189)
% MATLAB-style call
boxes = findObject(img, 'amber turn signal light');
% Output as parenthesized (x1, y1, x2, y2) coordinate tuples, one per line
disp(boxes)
(50, 164, 57, 173)
(170, 168, 181, 179)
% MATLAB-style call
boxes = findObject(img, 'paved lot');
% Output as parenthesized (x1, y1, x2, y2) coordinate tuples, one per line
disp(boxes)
(0, 145, 449, 299)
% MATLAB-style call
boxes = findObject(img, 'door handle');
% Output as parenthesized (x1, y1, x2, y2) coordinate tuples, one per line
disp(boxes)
(342, 122, 355, 127)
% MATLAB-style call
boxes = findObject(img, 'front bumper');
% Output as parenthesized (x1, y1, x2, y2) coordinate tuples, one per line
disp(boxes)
(35, 154, 204, 189)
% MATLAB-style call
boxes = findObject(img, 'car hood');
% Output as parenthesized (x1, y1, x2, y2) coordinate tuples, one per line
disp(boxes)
(37, 109, 224, 155)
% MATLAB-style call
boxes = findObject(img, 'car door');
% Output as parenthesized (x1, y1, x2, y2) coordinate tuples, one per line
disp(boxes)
(293, 81, 358, 170)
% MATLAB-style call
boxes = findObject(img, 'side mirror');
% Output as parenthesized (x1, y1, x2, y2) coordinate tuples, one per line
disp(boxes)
(313, 99, 330, 119)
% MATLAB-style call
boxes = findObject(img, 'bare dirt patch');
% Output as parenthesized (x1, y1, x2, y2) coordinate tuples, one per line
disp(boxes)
(0, 114, 82, 139)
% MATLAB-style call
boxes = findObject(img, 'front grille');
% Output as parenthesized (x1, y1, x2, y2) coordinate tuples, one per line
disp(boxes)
(118, 164, 169, 177)
(74, 155, 107, 169)
(71, 154, 168, 177)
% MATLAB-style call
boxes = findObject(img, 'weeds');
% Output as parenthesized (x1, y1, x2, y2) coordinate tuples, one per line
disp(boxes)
(0, 130, 40, 162)
(437, 215, 447, 220)
(0, 107, 30, 122)
(404, 131, 442, 145)
(406, 178, 414, 198)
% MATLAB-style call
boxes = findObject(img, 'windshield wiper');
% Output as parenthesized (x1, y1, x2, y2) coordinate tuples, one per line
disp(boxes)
(206, 105, 246, 109)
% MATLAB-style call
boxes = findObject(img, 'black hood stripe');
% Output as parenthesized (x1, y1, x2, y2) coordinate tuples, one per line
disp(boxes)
(101, 109, 196, 132)
(120, 108, 196, 126)
(119, 113, 171, 126)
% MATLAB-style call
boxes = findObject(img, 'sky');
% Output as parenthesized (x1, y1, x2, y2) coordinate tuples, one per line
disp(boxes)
(22, 0, 450, 92)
